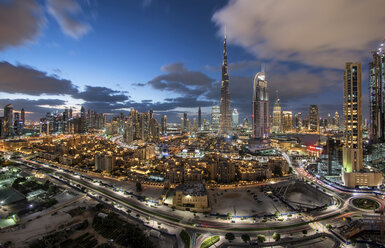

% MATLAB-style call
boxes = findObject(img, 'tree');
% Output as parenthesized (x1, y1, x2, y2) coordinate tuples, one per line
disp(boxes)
(273, 232, 281, 241)
(227, 213, 232, 220)
(302, 230, 308, 235)
(326, 224, 332, 230)
(257, 234, 266, 243)
(225, 233, 235, 243)
(275, 211, 280, 218)
(136, 182, 142, 192)
(241, 234, 250, 243)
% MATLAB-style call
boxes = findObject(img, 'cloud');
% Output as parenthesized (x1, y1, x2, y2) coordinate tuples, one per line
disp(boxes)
(146, 62, 215, 97)
(0, 98, 67, 120)
(212, 0, 385, 68)
(73, 86, 129, 103)
(0, 61, 78, 96)
(0, 0, 44, 50)
(47, 0, 91, 39)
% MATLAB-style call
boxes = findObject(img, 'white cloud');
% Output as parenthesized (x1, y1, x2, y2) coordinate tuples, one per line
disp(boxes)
(212, 0, 385, 68)
(47, 0, 91, 39)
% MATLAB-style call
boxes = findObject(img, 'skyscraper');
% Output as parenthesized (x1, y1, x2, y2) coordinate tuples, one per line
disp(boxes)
(369, 43, 385, 143)
(21, 108, 25, 126)
(343, 62, 363, 173)
(219, 33, 232, 134)
(252, 69, 269, 139)
(272, 96, 282, 133)
(308, 105, 319, 132)
(211, 106, 220, 132)
(341, 62, 382, 188)
(198, 106, 202, 130)
(4, 104, 14, 137)
(282, 111, 293, 133)
(161, 115, 167, 135)
(80, 106, 86, 133)
(183, 112, 188, 132)
(232, 108, 239, 128)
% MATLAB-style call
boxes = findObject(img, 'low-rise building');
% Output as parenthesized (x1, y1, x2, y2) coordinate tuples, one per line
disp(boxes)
(172, 183, 210, 212)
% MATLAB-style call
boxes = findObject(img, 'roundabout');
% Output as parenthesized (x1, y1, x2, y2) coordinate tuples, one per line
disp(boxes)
(352, 197, 380, 211)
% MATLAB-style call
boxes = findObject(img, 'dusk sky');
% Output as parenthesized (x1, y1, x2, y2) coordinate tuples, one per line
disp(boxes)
(0, 0, 385, 122)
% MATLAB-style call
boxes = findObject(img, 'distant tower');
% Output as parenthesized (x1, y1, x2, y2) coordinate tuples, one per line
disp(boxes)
(21, 108, 25, 126)
(198, 106, 202, 129)
(4, 104, 14, 137)
(80, 106, 86, 133)
(252, 68, 269, 139)
(219, 33, 232, 134)
(161, 115, 167, 135)
(211, 106, 220, 132)
(308, 105, 319, 132)
(272, 94, 282, 133)
(232, 109, 239, 128)
(183, 112, 188, 131)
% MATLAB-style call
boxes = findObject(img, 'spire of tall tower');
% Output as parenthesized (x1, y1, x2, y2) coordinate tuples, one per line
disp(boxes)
(219, 32, 232, 134)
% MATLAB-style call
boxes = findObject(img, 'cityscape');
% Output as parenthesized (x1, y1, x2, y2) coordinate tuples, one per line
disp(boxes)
(1, 0, 385, 248)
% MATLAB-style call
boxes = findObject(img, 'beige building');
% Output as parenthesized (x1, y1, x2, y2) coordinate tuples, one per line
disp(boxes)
(342, 62, 382, 187)
(172, 183, 210, 212)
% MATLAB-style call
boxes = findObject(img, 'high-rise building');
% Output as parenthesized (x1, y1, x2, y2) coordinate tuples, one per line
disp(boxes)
(219, 33, 232, 134)
(183, 112, 188, 132)
(161, 115, 167, 135)
(271, 96, 282, 133)
(211, 105, 220, 132)
(282, 111, 293, 133)
(342, 62, 382, 187)
(334, 111, 340, 128)
(21, 108, 25, 126)
(252, 70, 269, 139)
(369, 43, 385, 143)
(295, 112, 302, 132)
(231, 108, 239, 128)
(80, 106, 86, 133)
(4, 104, 14, 138)
(198, 106, 202, 130)
(308, 105, 319, 132)
(343, 62, 363, 173)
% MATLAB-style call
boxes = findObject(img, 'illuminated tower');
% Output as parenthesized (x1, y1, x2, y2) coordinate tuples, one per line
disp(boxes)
(161, 115, 167, 135)
(211, 105, 220, 132)
(272, 95, 282, 133)
(252, 69, 269, 138)
(308, 105, 319, 132)
(4, 104, 14, 137)
(232, 108, 239, 128)
(21, 108, 25, 126)
(369, 41, 385, 143)
(343, 62, 362, 173)
(219, 33, 232, 134)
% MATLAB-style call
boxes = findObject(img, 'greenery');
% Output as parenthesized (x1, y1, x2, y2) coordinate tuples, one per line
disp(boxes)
(241, 234, 250, 243)
(179, 230, 190, 248)
(326, 224, 332, 230)
(225, 233, 235, 243)
(273, 232, 280, 241)
(352, 198, 380, 210)
(93, 213, 153, 248)
(200, 236, 219, 248)
(257, 234, 266, 243)
(302, 230, 308, 235)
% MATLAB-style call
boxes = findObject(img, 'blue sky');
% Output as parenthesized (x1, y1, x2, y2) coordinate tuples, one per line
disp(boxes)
(0, 0, 384, 122)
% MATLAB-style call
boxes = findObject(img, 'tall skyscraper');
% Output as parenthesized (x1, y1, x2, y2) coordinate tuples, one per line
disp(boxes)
(198, 106, 202, 130)
(252, 69, 269, 139)
(343, 62, 363, 173)
(282, 111, 293, 133)
(334, 111, 339, 128)
(369, 43, 385, 143)
(272, 96, 282, 133)
(308, 105, 319, 132)
(211, 106, 220, 132)
(183, 112, 188, 132)
(161, 115, 167, 135)
(341, 62, 383, 188)
(231, 108, 239, 128)
(21, 108, 25, 126)
(219, 33, 232, 134)
(80, 106, 86, 133)
(4, 104, 14, 137)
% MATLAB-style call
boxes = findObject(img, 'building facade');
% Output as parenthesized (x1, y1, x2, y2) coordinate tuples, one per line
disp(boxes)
(252, 70, 269, 139)
(271, 96, 282, 133)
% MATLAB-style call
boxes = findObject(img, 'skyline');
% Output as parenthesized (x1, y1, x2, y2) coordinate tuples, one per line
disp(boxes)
(1, 0, 385, 122)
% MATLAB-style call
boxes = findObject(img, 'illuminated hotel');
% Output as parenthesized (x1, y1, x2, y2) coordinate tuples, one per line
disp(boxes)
(252, 69, 269, 139)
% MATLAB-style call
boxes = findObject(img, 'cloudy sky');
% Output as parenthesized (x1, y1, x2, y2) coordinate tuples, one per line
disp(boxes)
(0, 0, 384, 122)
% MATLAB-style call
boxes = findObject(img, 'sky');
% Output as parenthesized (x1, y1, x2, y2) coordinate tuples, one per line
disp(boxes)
(0, 0, 384, 123)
